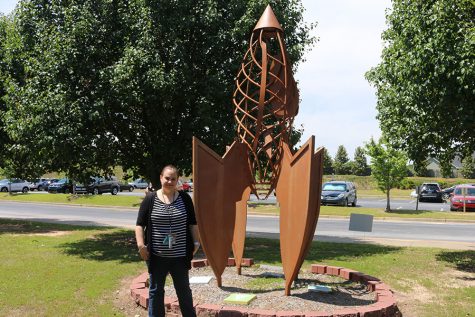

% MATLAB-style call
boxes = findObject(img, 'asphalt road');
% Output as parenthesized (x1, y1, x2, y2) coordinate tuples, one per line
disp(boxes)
(0, 201, 473, 250)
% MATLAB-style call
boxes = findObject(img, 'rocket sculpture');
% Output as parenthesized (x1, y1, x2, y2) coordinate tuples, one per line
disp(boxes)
(192, 5, 323, 295)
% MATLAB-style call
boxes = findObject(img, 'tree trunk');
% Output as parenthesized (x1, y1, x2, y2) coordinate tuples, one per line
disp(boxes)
(386, 188, 391, 212)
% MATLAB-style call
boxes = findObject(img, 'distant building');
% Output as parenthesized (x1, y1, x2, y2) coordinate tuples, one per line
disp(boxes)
(425, 153, 474, 178)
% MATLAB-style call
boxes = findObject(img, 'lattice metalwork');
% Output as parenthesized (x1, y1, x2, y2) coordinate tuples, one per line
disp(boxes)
(233, 6, 299, 198)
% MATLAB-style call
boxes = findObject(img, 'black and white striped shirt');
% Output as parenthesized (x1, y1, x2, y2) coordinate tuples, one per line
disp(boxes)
(150, 195, 187, 257)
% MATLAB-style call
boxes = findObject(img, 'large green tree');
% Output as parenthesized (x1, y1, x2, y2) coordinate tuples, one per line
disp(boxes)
(366, 138, 408, 212)
(1, 0, 315, 184)
(366, 0, 475, 166)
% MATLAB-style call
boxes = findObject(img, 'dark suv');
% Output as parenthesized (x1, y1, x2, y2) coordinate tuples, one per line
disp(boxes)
(418, 183, 442, 202)
(321, 181, 357, 207)
(75, 176, 121, 195)
(48, 178, 74, 194)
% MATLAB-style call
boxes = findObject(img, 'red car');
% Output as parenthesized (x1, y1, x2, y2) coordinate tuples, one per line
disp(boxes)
(176, 180, 191, 192)
(450, 185, 475, 211)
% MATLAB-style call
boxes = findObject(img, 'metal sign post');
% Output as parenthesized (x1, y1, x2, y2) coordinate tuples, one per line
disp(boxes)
(462, 187, 467, 213)
(415, 186, 420, 211)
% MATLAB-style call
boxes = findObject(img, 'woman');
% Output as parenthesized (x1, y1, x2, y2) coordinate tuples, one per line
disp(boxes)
(135, 165, 200, 317)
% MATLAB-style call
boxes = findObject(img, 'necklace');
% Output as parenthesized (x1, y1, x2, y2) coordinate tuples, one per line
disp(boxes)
(160, 189, 178, 249)
(161, 190, 177, 205)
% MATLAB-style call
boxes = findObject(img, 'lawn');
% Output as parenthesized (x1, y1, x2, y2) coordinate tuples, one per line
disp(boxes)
(0, 219, 473, 316)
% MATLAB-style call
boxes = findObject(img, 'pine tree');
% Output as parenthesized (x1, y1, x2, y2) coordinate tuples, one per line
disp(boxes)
(323, 148, 333, 174)
(353, 146, 369, 176)
(460, 156, 475, 179)
(333, 145, 350, 175)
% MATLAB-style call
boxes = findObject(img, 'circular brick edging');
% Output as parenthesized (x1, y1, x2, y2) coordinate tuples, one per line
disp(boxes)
(130, 259, 400, 317)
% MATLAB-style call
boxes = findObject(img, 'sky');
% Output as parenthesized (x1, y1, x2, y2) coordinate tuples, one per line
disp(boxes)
(0, 0, 392, 159)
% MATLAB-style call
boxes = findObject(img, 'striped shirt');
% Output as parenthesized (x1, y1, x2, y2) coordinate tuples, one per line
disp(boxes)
(150, 195, 187, 257)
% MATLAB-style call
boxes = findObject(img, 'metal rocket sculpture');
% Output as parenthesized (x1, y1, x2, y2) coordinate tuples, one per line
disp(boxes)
(233, 5, 299, 198)
(193, 5, 323, 295)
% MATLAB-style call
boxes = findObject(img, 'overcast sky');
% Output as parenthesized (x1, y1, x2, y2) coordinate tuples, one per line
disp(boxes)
(1, 0, 392, 159)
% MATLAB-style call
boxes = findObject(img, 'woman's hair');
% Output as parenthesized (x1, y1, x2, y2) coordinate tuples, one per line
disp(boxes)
(161, 164, 178, 176)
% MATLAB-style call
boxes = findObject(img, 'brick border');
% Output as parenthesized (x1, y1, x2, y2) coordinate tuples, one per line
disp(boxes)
(130, 260, 400, 317)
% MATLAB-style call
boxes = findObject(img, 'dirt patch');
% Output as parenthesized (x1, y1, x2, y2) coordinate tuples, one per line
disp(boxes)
(114, 275, 148, 317)
(395, 266, 475, 317)
(444, 268, 475, 288)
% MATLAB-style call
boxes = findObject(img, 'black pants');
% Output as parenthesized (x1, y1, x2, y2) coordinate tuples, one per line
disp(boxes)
(148, 255, 196, 317)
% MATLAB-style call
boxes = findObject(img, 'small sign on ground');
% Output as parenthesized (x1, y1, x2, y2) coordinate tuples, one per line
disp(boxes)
(223, 293, 257, 305)
(189, 276, 213, 284)
(308, 284, 333, 293)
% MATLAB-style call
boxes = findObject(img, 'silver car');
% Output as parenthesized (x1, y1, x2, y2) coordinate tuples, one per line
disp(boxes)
(0, 179, 31, 193)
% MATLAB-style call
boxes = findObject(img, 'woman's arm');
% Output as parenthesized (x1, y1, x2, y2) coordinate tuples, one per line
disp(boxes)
(135, 225, 149, 260)
(190, 224, 200, 255)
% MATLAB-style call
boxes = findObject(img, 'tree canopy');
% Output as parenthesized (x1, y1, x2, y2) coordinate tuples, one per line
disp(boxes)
(366, 0, 475, 167)
(0, 0, 316, 184)
(366, 138, 408, 212)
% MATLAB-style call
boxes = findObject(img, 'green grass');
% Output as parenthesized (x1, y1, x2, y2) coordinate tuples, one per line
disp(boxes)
(0, 219, 473, 316)
(0, 192, 143, 207)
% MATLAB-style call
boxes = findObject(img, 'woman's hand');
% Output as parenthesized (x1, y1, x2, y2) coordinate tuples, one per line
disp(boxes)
(138, 245, 149, 261)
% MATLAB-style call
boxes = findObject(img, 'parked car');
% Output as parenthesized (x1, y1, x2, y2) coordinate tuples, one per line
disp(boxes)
(128, 178, 149, 189)
(119, 182, 134, 192)
(0, 179, 31, 193)
(186, 180, 193, 191)
(47, 178, 73, 193)
(321, 181, 357, 207)
(29, 178, 50, 191)
(176, 179, 191, 192)
(418, 183, 443, 202)
(44, 178, 60, 191)
(75, 176, 121, 195)
(450, 185, 475, 211)
(441, 186, 455, 200)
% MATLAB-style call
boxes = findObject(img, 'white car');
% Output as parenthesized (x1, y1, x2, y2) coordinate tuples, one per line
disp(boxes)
(128, 178, 149, 189)
(0, 179, 31, 193)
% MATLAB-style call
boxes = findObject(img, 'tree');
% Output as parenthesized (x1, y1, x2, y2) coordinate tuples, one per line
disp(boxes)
(0, 14, 9, 170)
(366, 138, 408, 212)
(366, 0, 475, 166)
(413, 159, 429, 177)
(460, 155, 475, 179)
(439, 155, 454, 178)
(322, 148, 333, 174)
(352, 146, 369, 176)
(1, 0, 316, 185)
(333, 145, 350, 175)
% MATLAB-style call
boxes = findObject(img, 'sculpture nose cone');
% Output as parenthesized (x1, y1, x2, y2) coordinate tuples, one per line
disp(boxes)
(253, 5, 283, 32)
